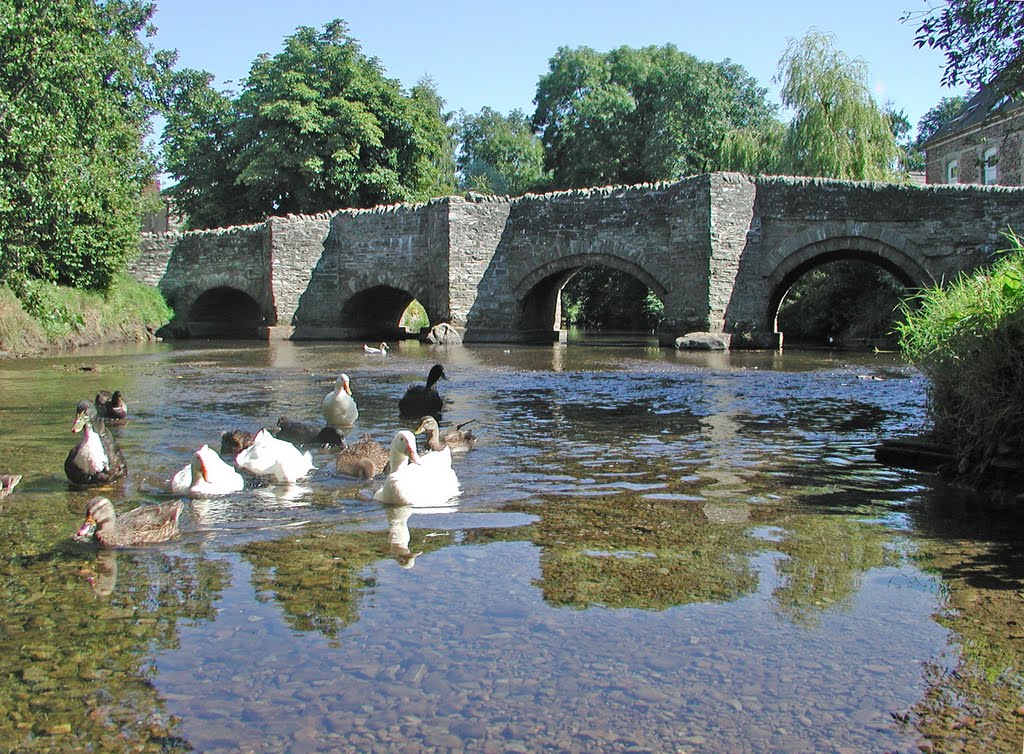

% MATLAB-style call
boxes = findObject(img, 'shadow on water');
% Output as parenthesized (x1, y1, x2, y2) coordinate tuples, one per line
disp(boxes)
(0, 340, 1022, 752)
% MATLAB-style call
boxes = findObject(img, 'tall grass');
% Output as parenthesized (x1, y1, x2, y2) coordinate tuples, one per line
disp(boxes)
(896, 230, 1024, 473)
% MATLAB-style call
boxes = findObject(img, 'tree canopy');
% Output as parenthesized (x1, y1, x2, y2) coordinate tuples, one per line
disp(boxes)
(531, 44, 778, 188)
(0, 0, 170, 290)
(775, 30, 900, 181)
(457, 108, 548, 195)
(905, 0, 1024, 90)
(915, 95, 969, 144)
(162, 20, 456, 229)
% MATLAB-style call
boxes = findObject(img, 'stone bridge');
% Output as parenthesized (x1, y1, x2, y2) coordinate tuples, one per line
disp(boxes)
(131, 172, 1024, 347)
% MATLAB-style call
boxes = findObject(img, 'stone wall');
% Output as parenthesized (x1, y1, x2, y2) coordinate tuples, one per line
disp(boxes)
(131, 173, 1024, 346)
(288, 199, 451, 337)
(157, 223, 271, 325)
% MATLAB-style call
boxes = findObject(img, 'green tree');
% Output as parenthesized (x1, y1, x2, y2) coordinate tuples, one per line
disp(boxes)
(886, 105, 924, 173)
(915, 95, 969, 145)
(0, 0, 170, 290)
(532, 44, 778, 188)
(162, 20, 456, 228)
(457, 107, 548, 195)
(408, 77, 458, 198)
(161, 70, 246, 230)
(904, 0, 1024, 90)
(776, 30, 900, 181)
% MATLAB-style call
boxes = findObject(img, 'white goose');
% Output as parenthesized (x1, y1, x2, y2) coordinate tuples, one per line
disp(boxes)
(374, 430, 461, 508)
(322, 372, 359, 427)
(170, 444, 245, 497)
(363, 342, 389, 354)
(235, 428, 315, 483)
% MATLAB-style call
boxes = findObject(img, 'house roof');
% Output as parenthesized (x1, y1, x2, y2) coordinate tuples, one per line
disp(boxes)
(924, 76, 1024, 146)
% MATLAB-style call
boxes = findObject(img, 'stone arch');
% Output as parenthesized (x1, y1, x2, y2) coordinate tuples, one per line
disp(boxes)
(513, 253, 668, 333)
(762, 225, 931, 331)
(339, 284, 430, 340)
(186, 286, 269, 338)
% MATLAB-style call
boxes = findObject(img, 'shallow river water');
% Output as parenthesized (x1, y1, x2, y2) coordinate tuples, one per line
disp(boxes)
(1, 340, 1022, 753)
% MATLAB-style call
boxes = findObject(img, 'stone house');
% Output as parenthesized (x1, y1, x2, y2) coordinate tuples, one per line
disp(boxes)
(923, 77, 1024, 186)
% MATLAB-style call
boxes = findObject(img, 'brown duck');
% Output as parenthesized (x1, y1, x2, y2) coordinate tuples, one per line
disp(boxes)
(73, 496, 183, 548)
(335, 434, 390, 479)
(414, 416, 477, 453)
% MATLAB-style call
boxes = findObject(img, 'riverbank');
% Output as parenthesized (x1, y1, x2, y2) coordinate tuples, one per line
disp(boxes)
(0, 276, 172, 358)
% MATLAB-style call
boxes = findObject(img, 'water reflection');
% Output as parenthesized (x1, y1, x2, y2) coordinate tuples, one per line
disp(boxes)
(0, 341, 1022, 752)
(385, 505, 423, 568)
(0, 536, 226, 751)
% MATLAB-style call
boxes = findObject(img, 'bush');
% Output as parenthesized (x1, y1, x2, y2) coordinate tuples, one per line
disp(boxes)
(896, 231, 1024, 473)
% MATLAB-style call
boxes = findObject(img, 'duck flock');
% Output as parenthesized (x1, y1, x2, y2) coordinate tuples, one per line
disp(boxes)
(44, 361, 477, 549)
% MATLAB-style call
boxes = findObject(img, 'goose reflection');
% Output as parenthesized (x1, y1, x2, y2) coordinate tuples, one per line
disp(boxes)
(385, 505, 423, 569)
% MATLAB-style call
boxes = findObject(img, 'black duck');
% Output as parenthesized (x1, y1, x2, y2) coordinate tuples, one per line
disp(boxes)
(399, 364, 446, 418)
(271, 416, 345, 447)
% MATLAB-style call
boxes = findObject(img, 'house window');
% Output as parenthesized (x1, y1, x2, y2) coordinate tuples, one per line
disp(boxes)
(984, 147, 998, 185)
(946, 159, 959, 184)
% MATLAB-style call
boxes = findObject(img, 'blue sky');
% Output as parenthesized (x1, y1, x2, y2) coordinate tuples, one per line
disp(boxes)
(149, 0, 967, 139)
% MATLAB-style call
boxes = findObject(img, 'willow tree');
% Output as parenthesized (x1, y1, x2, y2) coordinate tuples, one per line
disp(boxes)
(776, 30, 899, 181)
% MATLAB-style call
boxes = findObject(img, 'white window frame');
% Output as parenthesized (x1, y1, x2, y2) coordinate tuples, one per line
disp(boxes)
(983, 147, 998, 185)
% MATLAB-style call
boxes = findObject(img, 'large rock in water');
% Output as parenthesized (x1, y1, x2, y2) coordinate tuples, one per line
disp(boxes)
(424, 323, 463, 345)
(675, 332, 730, 350)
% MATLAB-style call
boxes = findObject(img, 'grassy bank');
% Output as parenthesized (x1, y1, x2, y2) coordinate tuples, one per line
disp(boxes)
(0, 275, 173, 357)
(897, 231, 1024, 492)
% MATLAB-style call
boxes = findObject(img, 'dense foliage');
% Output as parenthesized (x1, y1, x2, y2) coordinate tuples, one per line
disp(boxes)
(904, 0, 1024, 90)
(457, 108, 549, 195)
(777, 261, 904, 346)
(775, 31, 900, 181)
(916, 96, 970, 144)
(162, 20, 456, 229)
(531, 44, 778, 188)
(0, 0, 170, 290)
(561, 269, 664, 331)
(897, 233, 1024, 475)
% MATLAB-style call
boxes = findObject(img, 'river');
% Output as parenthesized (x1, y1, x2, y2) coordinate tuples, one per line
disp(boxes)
(0, 339, 1021, 753)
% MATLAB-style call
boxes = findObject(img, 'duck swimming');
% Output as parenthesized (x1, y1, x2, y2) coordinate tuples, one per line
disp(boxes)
(220, 429, 256, 456)
(414, 416, 477, 453)
(322, 373, 359, 427)
(272, 416, 345, 448)
(171, 444, 244, 497)
(363, 342, 389, 354)
(94, 390, 128, 423)
(398, 364, 446, 418)
(65, 400, 128, 487)
(235, 429, 315, 483)
(336, 433, 389, 479)
(74, 496, 183, 548)
(374, 430, 460, 507)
